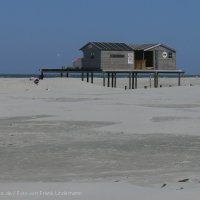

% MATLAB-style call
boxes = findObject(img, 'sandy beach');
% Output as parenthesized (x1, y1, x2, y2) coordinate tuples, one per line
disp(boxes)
(1, 77, 200, 199)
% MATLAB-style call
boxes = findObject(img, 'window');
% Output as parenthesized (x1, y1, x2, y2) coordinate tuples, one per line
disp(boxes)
(90, 52, 95, 59)
(110, 54, 125, 58)
(168, 52, 173, 58)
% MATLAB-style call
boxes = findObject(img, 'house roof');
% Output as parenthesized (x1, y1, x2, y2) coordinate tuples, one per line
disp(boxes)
(80, 42, 133, 51)
(80, 42, 176, 52)
(128, 43, 176, 52)
(129, 44, 159, 51)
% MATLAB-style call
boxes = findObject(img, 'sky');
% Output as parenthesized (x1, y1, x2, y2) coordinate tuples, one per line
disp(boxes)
(0, 0, 200, 74)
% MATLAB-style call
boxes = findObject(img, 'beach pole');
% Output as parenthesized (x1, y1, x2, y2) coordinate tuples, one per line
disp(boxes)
(91, 73, 94, 83)
(154, 72, 158, 88)
(81, 72, 84, 81)
(111, 73, 114, 88)
(107, 72, 110, 87)
(40, 71, 44, 79)
(135, 73, 138, 89)
(87, 73, 89, 82)
(129, 72, 131, 89)
(149, 74, 152, 88)
(132, 72, 134, 89)
(178, 72, 181, 86)
(103, 72, 106, 87)
(114, 73, 117, 88)
(157, 73, 159, 88)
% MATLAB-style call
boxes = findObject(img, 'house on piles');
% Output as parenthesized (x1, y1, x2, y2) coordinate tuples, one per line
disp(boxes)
(79, 42, 176, 71)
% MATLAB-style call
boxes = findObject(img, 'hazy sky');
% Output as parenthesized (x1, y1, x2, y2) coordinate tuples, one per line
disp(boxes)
(0, 0, 199, 74)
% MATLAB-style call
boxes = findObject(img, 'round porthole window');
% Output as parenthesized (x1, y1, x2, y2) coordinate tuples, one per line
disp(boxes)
(162, 52, 168, 58)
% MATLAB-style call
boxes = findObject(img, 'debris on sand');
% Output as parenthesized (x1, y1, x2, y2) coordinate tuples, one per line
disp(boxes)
(178, 178, 189, 183)
(161, 183, 167, 188)
(176, 187, 184, 190)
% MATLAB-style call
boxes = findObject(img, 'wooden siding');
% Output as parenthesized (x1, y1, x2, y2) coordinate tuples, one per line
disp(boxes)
(101, 51, 134, 70)
(153, 46, 176, 70)
(82, 45, 101, 70)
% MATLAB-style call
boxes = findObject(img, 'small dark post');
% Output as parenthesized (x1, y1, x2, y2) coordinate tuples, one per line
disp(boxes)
(82, 72, 84, 81)
(135, 73, 138, 89)
(91, 73, 94, 83)
(132, 72, 134, 89)
(178, 72, 181, 86)
(154, 72, 158, 88)
(87, 73, 89, 82)
(114, 73, 117, 88)
(66, 72, 69, 78)
(111, 73, 114, 88)
(103, 72, 106, 87)
(107, 72, 110, 87)
(149, 74, 152, 88)
(129, 72, 131, 89)
(40, 71, 44, 79)
(157, 73, 159, 88)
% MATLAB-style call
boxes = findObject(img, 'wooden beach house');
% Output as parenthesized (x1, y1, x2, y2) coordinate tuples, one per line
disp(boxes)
(40, 42, 183, 89)
(80, 42, 176, 71)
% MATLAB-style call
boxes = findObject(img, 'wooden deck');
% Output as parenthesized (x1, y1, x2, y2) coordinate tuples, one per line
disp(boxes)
(40, 68, 185, 89)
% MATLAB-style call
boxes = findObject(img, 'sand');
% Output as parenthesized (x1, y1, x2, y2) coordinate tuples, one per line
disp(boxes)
(0, 77, 200, 199)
